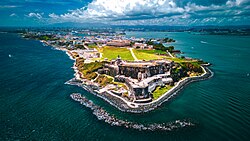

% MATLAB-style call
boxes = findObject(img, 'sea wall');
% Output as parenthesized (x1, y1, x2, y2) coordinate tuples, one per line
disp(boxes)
(67, 65, 213, 113)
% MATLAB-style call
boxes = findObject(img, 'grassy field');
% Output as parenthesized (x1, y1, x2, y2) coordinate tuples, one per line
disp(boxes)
(99, 46, 197, 63)
(165, 57, 185, 62)
(133, 49, 166, 60)
(165, 56, 201, 63)
(88, 44, 98, 49)
(75, 60, 104, 80)
(133, 49, 199, 63)
(100, 46, 134, 61)
(152, 85, 173, 100)
(94, 74, 113, 86)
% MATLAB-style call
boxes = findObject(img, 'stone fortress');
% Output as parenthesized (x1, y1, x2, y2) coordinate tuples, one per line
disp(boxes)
(98, 56, 174, 103)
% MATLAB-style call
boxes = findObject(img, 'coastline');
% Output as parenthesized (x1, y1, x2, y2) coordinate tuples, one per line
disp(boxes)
(41, 39, 213, 113)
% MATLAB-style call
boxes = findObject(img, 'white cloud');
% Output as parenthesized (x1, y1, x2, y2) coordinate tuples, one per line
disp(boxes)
(226, 0, 250, 6)
(26, 13, 43, 19)
(0, 5, 18, 8)
(49, 13, 59, 19)
(47, 0, 250, 25)
(235, 0, 250, 5)
(50, 0, 184, 22)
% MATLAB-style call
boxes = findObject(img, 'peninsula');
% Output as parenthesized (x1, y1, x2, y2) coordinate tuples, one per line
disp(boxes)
(22, 29, 213, 113)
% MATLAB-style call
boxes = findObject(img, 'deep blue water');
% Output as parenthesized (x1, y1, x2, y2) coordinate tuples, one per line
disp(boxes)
(1, 32, 250, 140)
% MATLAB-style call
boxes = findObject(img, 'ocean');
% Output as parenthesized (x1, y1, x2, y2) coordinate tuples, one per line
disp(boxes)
(0, 32, 250, 140)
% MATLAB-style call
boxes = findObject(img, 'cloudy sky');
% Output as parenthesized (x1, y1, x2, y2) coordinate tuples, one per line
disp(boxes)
(1, 0, 250, 26)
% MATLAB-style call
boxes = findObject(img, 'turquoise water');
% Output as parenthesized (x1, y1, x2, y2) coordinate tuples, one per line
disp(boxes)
(1, 32, 250, 140)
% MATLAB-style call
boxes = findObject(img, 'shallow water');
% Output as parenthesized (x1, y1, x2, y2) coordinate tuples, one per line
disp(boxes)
(1, 32, 250, 140)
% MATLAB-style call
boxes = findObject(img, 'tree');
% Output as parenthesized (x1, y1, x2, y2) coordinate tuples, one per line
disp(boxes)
(146, 41, 154, 45)
(130, 42, 135, 47)
(166, 46, 174, 53)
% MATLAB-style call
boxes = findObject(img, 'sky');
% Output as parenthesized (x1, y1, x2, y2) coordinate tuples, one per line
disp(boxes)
(0, 0, 250, 27)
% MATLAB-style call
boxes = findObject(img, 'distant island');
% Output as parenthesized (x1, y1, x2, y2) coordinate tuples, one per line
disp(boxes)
(22, 29, 213, 113)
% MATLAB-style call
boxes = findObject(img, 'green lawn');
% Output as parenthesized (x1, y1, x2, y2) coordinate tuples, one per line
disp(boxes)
(76, 61, 104, 80)
(136, 49, 166, 54)
(165, 55, 202, 63)
(152, 85, 173, 100)
(88, 44, 98, 49)
(133, 49, 198, 63)
(101, 46, 134, 61)
(133, 49, 166, 60)
(165, 57, 186, 63)
(94, 74, 113, 86)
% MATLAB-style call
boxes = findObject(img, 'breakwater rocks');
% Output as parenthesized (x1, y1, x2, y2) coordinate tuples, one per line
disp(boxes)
(70, 93, 195, 131)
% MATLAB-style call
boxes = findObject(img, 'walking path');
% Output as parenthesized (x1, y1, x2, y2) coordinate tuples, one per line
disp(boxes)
(167, 50, 174, 58)
(92, 73, 100, 82)
(129, 48, 139, 61)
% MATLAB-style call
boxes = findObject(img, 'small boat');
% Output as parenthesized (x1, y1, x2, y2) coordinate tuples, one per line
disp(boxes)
(200, 41, 207, 44)
(8, 54, 12, 58)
